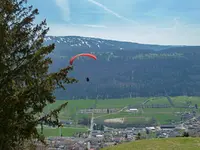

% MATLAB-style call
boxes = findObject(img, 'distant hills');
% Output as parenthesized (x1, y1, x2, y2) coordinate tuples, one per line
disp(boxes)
(44, 36, 200, 100)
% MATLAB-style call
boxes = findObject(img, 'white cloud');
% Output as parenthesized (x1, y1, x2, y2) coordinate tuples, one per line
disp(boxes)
(82, 24, 107, 28)
(70, 23, 107, 28)
(55, 0, 70, 22)
(87, 0, 139, 25)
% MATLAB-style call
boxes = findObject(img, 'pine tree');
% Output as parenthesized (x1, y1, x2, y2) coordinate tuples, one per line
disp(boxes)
(0, 0, 77, 149)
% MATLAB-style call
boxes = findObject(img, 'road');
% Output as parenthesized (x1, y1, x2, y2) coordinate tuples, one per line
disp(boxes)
(94, 106, 128, 119)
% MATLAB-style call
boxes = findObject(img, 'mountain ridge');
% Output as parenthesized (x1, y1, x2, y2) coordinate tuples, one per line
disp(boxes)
(45, 35, 175, 46)
(44, 36, 175, 52)
(44, 36, 200, 100)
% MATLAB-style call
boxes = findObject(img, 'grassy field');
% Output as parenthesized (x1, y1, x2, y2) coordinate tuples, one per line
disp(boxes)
(43, 98, 148, 120)
(44, 96, 200, 122)
(145, 97, 170, 105)
(102, 137, 200, 150)
(94, 107, 181, 124)
(42, 96, 200, 136)
(96, 97, 146, 108)
(171, 96, 200, 105)
(37, 127, 88, 137)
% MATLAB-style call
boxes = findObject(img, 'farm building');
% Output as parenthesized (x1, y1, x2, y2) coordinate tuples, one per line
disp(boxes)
(125, 108, 138, 113)
(160, 125, 176, 130)
(146, 127, 156, 132)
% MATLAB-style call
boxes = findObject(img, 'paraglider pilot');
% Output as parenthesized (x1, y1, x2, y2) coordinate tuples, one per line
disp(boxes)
(86, 77, 90, 82)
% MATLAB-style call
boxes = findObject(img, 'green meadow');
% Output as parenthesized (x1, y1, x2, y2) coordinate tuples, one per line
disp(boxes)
(41, 96, 200, 137)
(102, 137, 200, 150)
(37, 127, 88, 137)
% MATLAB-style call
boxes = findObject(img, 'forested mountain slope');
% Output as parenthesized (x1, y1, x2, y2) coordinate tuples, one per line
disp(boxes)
(45, 36, 200, 99)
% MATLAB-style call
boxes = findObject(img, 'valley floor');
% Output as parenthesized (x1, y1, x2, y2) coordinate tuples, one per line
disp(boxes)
(41, 96, 200, 137)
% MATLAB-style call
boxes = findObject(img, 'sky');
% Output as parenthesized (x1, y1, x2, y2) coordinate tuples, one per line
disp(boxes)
(28, 0, 200, 45)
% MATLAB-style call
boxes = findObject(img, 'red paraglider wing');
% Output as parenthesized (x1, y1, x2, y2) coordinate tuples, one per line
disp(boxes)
(69, 53, 97, 65)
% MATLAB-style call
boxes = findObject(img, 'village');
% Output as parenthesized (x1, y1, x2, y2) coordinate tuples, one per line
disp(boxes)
(35, 106, 200, 150)
(36, 118, 200, 150)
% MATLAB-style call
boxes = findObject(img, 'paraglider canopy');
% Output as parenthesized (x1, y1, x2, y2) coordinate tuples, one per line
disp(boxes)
(69, 53, 97, 65)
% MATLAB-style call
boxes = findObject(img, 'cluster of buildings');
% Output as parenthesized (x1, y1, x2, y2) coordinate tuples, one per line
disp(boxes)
(34, 109, 200, 149)
(35, 123, 193, 150)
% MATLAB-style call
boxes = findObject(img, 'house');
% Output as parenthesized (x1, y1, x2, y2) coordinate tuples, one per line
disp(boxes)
(96, 134, 104, 138)
(113, 137, 123, 143)
(146, 127, 155, 131)
(60, 120, 72, 125)
(168, 131, 181, 137)
(126, 127, 134, 131)
(160, 125, 175, 130)
(157, 133, 168, 138)
(175, 124, 186, 130)
(125, 108, 138, 113)
(92, 132, 99, 137)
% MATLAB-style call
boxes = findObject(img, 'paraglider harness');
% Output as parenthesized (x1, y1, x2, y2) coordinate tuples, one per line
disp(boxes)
(86, 77, 90, 82)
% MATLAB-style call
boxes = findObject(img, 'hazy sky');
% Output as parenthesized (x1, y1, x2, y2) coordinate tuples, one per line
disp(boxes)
(29, 0, 200, 45)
